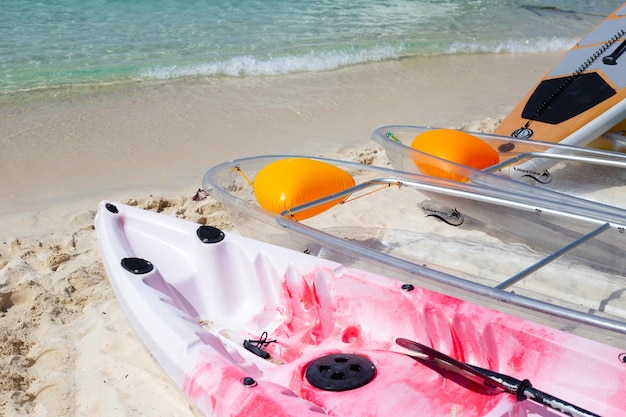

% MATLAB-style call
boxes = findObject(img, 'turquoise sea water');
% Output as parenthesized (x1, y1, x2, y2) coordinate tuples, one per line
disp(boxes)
(1, 0, 623, 93)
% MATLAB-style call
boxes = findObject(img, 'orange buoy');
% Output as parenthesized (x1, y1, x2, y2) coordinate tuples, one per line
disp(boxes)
(254, 158, 355, 220)
(410, 129, 500, 181)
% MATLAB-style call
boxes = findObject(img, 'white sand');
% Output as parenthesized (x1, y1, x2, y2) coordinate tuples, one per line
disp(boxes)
(0, 52, 565, 416)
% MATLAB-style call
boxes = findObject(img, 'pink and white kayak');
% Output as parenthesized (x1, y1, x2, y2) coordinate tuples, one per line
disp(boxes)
(95, 201, 626, 417)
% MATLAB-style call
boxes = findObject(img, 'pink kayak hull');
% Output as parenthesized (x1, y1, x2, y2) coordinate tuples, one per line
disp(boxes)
(95, 201, 626, 416)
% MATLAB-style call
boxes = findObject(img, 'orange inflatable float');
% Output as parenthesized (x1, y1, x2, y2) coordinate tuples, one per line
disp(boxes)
(254, 158, 355, 220)
(410, 129, 500, 181)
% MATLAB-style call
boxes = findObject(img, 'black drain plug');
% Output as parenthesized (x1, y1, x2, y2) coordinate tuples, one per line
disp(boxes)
(305, 353, 376, 391)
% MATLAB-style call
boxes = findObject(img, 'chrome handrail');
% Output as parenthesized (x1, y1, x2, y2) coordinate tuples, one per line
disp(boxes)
(485, 151, 626, 173)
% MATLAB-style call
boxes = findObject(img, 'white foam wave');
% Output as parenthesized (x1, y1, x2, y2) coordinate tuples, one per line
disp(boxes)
(448, 37, 577, 55)
(142, 46, 401, 79)
(141, 37, 577, 81)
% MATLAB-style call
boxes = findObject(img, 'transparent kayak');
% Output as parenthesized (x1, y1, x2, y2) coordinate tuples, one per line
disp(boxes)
(371, 125, 626, 213)
(203, 155, 626, 347)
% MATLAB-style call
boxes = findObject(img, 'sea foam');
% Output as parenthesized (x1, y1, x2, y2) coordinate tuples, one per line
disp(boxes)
(142, 46, 402, 79)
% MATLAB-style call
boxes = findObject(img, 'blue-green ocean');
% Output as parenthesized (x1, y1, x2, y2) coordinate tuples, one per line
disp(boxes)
(1, 0, 623, 94)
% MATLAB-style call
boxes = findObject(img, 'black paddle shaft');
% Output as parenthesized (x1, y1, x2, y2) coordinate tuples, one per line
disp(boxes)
(467, 364, 602, 417)
(395, 338, 601, 417)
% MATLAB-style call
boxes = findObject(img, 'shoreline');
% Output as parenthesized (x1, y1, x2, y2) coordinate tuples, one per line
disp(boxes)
(0, 52, 561, 223)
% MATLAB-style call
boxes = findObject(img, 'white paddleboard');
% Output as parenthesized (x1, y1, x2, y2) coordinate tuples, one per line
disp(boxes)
(495, 3, 626, 149)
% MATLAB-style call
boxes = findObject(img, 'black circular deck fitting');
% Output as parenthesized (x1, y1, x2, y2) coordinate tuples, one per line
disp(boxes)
(305, 353, 376, 391)
(401, 283, 414, 291)
(498, 142, 516, 152)
(105, 203, 119, 213)
(121, 257, 153, 274)
(242, 377, 257, 387)
(196, 225, 225, 244)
